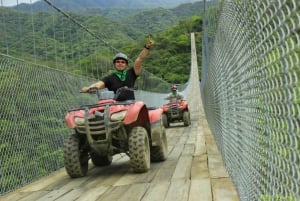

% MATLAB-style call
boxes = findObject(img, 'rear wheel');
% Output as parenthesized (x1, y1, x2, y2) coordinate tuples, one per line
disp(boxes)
(63, 134, 89, 178)
(162, 114, 169, 128)
(128, 127, 150, 173)
(151, 126, 168, 162)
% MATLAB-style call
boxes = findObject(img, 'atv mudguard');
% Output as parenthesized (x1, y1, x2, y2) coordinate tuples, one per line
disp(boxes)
(123, 101, 150, 126)
(148, 107, 163, 123)
(65, 110, 85, 128)
(179, 101, 189, 111)
(148, 108, 164, 146)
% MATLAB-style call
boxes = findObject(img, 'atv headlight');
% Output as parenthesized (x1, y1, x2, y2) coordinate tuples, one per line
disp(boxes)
(74, 117, 85, 125)
(111, 110, 127, 121)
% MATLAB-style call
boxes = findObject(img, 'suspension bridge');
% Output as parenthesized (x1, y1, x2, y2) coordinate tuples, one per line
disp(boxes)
(1, 0, 300, 201)
(0, 32, 239, 201)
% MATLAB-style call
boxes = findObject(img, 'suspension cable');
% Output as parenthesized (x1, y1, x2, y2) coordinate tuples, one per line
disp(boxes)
(42, 0, 119, 53)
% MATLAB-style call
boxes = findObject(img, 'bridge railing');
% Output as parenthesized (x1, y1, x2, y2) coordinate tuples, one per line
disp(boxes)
(202, 0, 300, 200)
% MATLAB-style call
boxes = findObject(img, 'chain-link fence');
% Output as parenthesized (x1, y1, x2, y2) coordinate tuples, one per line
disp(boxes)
(202, 0, 300, 200)
(0, 54, 97, 194)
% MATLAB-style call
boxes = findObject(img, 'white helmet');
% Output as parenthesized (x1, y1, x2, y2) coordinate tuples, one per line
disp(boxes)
(113, 53, 128, 64)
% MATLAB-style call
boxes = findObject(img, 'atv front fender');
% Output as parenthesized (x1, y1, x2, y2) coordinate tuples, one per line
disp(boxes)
(151, 120, 164, 146)
(148, 108, 163, 123)
(148, 108, 163, 145)
(123, 101, 149, 125)
(65, 110, 85, 128)
(179, 101, 189, 110)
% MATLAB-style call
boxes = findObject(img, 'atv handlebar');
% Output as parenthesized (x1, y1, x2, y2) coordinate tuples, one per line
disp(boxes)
(80, 86, 137, 101)
(80, 87, 98, 94)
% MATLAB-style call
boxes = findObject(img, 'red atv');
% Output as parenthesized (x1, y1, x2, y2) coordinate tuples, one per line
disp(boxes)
(64, 87, 168, 178)
(161, 97, 191, 128)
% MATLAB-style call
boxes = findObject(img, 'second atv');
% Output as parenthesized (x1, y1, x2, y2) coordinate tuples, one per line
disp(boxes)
(161, 97, 191, 128)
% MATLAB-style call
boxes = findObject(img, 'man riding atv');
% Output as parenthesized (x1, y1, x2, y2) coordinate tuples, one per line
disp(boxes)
(161, 85, 191, 128)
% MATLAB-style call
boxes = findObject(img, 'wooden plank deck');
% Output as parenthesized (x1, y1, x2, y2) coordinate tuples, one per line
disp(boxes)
(0, 112, 239, 201)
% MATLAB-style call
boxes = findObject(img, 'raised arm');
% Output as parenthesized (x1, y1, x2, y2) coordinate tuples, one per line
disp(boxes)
(134, 36, 153, 76)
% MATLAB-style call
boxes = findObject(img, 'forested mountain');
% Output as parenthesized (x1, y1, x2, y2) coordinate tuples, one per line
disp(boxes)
(12, 0, 203, 11)
(1, 1, 209, 83)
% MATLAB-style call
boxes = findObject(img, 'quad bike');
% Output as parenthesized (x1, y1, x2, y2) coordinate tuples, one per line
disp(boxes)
(63, 87, 168, 178)
(161, 97, 191, 128)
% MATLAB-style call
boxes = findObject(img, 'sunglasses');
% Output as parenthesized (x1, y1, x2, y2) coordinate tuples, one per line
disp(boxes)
(115, 60, 127, 64)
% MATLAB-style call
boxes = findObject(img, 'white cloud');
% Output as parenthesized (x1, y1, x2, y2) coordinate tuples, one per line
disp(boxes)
(1, 0, 40, 7)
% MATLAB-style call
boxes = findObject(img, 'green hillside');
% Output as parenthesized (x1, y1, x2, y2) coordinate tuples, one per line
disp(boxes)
(12, 0, 203, 11)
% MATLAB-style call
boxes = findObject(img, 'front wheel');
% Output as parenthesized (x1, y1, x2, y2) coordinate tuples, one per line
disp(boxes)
(151, 126, 168, 162)
(183, 111, 191, 126)
(63, 134, 89, 178)
(128, 126, 150, 173)
(162, 114, 169, 128)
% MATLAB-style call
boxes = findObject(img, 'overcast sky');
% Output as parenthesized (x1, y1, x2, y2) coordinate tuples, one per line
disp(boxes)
(1, 0, 40, 6)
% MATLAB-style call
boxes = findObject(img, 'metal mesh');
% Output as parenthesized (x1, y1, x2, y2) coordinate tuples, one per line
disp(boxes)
(0, 54, 99, 194)
(202, 0, 300, 200)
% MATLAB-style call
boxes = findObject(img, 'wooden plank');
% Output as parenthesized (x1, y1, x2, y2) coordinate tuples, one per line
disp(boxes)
(141, 182, 170, 201)
(188, 179, 212, 201)
(34, 189, 72, 201)
(182, 144, 195, 156)
(185, 124, 199, 150)
(80, 155, 130, 188)
(0, 168, 73, 201)
(177, 129, 190, 145)
(115, 183, 150, 201)
(172, 155, 193, 179)
(57, 176, 91, 191)
(186, 129, 197, 145)
(114, 162, 161, 186)
(151, 160, 177, 183)
(194, 133, 207, 156)
(191, 155, 209, 179)
(55, 188, 85, 201)
(19, 168, 69, 192)
(166, 130, 183, 147)
(0, 192, 24, 201)
(18, 161, 95, 193)
(164, 179, 190, 201)
(18, 191, 50, 201)
(73, 186, 109, 201)
(191, 119, 206, 156)
(211, 178, 240, 201)
(94, 185, 131, 201)
(208, 154, 229, 178)
(0, 191, 48, 201)
(167, 143, 185, 160)
(205, 135, 220, 156)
